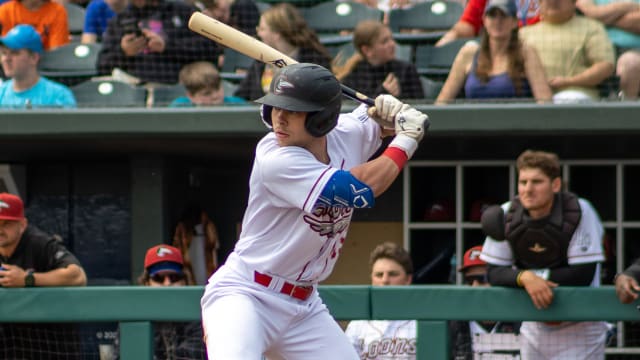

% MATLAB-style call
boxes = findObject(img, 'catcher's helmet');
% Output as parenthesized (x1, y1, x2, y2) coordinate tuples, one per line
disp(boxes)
(255, 63, 342, 137)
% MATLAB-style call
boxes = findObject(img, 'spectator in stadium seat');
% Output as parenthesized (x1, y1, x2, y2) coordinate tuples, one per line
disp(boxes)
(197, 0, 260, 38)
(96, 0, 222, 84)
(576, 0, 640, 100)
(137, 244, 207, 359)
(436, 0, 551, 103)
(170, 62, 245, 107)
(0, 0, 70, 50)
(0, 192, 87, 359)
(333, 20, 424, 99)
(233, 3, 331, 101)
(344, 242, 417, 359)
(436, 0, 540, 47)
(0, 24, 77, 108)
(81, 0, 128, 44)
(449, 245, 521, 360)
(519, 0, 615, 102)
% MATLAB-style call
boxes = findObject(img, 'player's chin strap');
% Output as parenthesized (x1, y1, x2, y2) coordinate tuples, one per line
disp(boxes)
(260, 104, 274, 130)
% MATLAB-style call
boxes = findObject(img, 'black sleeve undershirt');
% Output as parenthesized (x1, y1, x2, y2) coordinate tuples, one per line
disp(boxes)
(487, 263, 597, 287)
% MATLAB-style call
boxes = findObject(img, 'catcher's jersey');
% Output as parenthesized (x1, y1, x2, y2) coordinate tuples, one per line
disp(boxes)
(345, 320, 417, 359)
(480, 198, 605, 285)
(232, 105, 382, 284)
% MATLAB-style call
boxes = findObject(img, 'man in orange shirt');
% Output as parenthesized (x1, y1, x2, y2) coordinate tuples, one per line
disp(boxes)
(0, 0, 69, 50)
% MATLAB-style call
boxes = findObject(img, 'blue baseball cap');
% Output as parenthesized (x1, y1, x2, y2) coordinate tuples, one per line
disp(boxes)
(0, 24, 43, 54)
(484, 0, 518, 17)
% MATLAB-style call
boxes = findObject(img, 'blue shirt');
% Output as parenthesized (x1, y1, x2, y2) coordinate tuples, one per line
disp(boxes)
(84, 0, 116, 37)
(169, 96, 246, 107)
(0, 77, 77, 108)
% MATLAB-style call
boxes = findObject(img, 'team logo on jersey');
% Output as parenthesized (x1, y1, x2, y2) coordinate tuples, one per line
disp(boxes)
(274, 78, 294, 95)
(304, 206, 352, 238)
(528, 243, 546, 253)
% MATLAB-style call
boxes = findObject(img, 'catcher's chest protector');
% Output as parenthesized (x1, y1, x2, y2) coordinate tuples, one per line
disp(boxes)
(505, 192, 582, 269)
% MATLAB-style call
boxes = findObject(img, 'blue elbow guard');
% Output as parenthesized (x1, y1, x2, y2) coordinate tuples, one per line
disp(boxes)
(316, 170, 374, 208)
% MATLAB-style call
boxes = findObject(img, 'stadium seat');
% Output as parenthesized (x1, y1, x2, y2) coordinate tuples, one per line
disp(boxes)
(301, 1, 383, 35)
(420, 76, 444, 100)
(64, 2, 86, 39)
(388, 1, 463, 33)
(220, 48, 253, 82)
(72, 80, 147, 107)
(149, 84, 187, 107)
(414, 39, 470, 80)
(39, 43, 101, 86)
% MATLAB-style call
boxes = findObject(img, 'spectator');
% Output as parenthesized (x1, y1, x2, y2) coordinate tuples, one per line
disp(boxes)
(0, 192, 87, 359)
(519, 0, 615, 102)
(436, 0, 540, 47)
(614, 258, 640, 304)
(480, 149, 608, 359)
(576, 0, 640, 100)
(137, 244, 206, 359)
(0, 24, 76, 108)
(344, 242, 417, 359)
(96, 0, 222, 84)
(333, 20, 424, 100)
(353, 0, 421, 24)
(171, 203, 222, 284)
(436, 0, 551, 103)
(81, 0, 128, 44)
(233, 3, 331, 101)
(0, 0, 69, 50)
(197, 0, 260, 38)
(169, 61, 246, 107)
(449, 245, 521, 359)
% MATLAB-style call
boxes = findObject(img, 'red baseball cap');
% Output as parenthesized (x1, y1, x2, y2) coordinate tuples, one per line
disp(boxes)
(458, 245, 487, 272)
(144, 245, 184, 275)
(0, 193, 25, 221)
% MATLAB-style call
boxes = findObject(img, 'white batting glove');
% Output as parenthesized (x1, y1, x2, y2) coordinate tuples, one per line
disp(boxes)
(395, 106, 429, 142)
(367, 94, 407, 128)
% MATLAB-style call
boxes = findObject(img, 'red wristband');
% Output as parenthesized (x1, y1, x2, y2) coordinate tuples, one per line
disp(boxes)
(383, 147, 408, 170)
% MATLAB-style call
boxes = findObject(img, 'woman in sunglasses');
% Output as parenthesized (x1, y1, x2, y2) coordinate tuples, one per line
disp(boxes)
(436, 0, 552, 104)
(450, 245, 521, 360)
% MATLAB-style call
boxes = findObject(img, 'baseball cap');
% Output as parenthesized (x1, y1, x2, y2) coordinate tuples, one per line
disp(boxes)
(144, 245, 184, 275)
(0, 24, 43, 54)
(0, 193, 25, 221)
(484, 0, 518, 17)
(458, 245, 487, 272)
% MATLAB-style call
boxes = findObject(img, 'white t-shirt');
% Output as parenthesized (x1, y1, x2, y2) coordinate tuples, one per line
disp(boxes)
(345, 320, 417, 359)
(232, 105, 383, 284)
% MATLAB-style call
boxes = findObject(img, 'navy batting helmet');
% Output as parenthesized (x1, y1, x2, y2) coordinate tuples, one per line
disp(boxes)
(255, 63, 342, 137)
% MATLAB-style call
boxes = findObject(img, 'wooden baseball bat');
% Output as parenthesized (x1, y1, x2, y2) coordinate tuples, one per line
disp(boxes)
(188, 12, 375, 106)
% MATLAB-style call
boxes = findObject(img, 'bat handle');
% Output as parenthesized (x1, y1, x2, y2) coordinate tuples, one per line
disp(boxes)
(340, 85, 375, 107)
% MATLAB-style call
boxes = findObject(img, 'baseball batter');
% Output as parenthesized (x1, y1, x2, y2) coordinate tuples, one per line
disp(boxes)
(200, 63, 428, 359)
(480, 150, 608, 360)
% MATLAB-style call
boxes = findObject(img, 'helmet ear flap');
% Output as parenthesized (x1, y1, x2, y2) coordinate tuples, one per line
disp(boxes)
(260, 104, 273, 130)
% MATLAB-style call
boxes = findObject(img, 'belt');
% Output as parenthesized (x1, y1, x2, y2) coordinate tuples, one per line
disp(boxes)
(253, 271, 314, 301)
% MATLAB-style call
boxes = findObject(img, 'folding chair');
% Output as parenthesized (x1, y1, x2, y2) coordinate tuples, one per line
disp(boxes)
(64, 3, 87, 39)
(302, 1, 383, 35)
(72, 80, 148, 107)
(388, 1, 464, 33)
(414, 39, 470, 80)
(39, 43, 101, 86)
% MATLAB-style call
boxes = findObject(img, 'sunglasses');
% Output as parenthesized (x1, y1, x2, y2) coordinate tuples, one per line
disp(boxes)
(151, 273, 186, 283)
(464, 274, 488, 285)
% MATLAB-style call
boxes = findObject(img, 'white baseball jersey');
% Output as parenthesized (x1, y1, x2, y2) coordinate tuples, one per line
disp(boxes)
(480, 197, 607, 360)
(232, 104, 382, 284)
(201, 104, 382, 360)
(345, 320, 417, 359)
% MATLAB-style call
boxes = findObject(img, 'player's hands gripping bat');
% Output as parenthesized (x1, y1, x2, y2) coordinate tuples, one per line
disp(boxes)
(188, 12, 375, 106)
